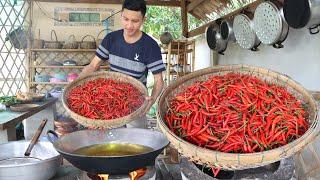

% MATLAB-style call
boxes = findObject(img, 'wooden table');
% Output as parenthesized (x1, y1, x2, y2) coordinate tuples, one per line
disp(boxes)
(0, 98, 57, 143)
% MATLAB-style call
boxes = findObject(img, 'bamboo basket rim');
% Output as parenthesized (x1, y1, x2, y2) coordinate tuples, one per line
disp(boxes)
(62, 71, 148, 129)
(156, 64, 320, 170)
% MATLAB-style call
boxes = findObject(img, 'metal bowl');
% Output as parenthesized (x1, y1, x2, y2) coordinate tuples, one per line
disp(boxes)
(0, 140, 61, 180)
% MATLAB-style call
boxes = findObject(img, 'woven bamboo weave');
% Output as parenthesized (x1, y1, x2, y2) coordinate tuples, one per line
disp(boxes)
(62, 71, 148, 129)
(157, 64, 319, 170)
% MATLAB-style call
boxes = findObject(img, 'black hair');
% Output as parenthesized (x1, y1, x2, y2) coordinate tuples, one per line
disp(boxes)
(122, 0, 147, 17)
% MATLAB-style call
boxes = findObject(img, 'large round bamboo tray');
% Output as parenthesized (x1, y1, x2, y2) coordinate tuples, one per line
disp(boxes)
(156, 64, 320, 170)
(62, 71, 148, 129)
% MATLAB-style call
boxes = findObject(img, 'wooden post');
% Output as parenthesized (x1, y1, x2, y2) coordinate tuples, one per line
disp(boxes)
(180, 0, 188, 38)
(166, 42, 172, 85)
(192, 40, 195, 72)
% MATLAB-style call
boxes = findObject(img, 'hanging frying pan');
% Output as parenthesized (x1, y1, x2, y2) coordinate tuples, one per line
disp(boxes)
(283, 0, 320, 34)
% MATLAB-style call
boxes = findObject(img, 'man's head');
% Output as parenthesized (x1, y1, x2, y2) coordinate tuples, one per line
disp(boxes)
(121, 0, 147, 37)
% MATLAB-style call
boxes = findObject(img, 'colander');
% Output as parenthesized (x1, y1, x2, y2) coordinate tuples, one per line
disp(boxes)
(233, 13, 261, 51)
(254, 1, 289, 48)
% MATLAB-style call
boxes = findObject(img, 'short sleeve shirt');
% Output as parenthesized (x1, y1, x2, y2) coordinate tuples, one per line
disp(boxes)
(95, 29, 166, 85)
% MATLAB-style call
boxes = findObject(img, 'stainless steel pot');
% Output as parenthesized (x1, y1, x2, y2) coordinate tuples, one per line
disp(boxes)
(206, 24, 228, 55)
(283, 0, 320, 34)
(254, 1, 289, 48)
(0, 140, 61, 180)
(220, 19, 236, 43)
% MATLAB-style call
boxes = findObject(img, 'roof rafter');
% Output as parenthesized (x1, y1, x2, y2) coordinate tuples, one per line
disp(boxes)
(34, 0, 181, 7)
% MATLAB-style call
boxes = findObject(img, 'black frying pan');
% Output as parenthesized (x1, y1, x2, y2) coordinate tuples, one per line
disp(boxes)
(47, 128, 169, 175)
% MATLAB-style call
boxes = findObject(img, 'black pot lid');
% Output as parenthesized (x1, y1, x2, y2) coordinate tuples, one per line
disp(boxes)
(283, 0, 311, 28)
(206, 25, 217, 50)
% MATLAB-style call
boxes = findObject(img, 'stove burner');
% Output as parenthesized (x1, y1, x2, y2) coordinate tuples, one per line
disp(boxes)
(180, 157, 294, 180)
(84, 166, 156, 180)
(193, 163, 235, 179)
(88, 168, 146, 180)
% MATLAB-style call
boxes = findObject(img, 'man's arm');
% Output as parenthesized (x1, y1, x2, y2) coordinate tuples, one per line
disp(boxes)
(79, 55, 103, 77)
(144, 72, 164, 114)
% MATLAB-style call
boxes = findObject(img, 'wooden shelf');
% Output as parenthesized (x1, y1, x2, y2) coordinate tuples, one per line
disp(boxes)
(31, 49, 96, 52)
(169, 71, 191, 76)
(162, 49, 194, 54)
(31, 65, 109, 69)
(30, 82, 69, 85)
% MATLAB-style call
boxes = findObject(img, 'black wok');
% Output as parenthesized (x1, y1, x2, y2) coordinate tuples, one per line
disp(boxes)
(47, 128, 169, 175)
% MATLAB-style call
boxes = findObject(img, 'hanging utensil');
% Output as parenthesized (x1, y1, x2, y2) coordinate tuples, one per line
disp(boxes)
(283, 0, 320, 34)
(206, 24, 228, 55)
(220, 19, 236, 43)
(254, 1, 289, 48)
(0, 119, 48, 165)
(233, 13, 261, 51)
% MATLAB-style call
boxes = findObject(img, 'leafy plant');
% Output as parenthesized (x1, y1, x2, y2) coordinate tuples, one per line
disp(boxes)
(143, 6, 202, 39)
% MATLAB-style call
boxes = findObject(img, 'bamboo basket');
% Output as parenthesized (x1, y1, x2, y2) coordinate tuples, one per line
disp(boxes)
(62, 71, 148, 129)
(33, 29, 44, 49)
(96, 28, 112, 47)
(44, 30, 63, 49)
(79, 35, 96, 49)
(156, 64, 320, 170)
(63, 34, 79, 49)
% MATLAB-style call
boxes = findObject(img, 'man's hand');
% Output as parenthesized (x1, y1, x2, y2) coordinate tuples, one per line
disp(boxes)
(142, 96, 154, 115)
(79, 55, 103, 78)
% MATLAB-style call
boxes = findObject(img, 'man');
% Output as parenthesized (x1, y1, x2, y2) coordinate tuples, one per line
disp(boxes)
(80, 0, 165, 128)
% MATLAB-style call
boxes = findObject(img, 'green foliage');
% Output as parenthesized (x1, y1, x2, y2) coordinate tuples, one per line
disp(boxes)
(143, 6, 202, 39)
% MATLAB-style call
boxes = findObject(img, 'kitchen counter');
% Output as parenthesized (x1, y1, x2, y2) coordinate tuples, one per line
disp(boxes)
(0, 98, 57, 143)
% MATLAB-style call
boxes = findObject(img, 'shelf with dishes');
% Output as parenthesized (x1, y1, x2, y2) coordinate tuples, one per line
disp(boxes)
(30, 49, 96, 52)
(30, 82, 70, 85)
(31, 65, 109, 69)
(162, 40, 195, 85)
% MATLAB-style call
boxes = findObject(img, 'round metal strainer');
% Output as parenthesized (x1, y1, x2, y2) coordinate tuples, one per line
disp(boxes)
(233, 14, 259, 50)
(254, 2, 282, 45)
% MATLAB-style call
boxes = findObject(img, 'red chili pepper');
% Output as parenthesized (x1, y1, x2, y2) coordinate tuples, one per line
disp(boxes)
(164, 73, 309, 153)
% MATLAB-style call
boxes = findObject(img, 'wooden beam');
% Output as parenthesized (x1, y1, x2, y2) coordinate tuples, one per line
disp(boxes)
(188, 0, 263, 37)
(34, 0, 181, 7)
(181, 0, 188, 38)
(187, 0, 206, 12)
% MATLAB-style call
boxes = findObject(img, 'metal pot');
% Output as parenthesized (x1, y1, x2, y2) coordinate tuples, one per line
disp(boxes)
(47, 128, 169, 175)
(206, 24, 228, 54)
(5, 26, 28, 49)
(254, 1, 289, 48)
(0, 140, 61, 180)
(233, 13, 261, 51)
(160, 31, 173, 44)
(220, 19, 236, 43)
(283, 0, 320, 34)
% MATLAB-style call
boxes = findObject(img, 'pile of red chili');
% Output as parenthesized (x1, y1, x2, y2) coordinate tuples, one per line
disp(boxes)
(67, 78, 144, 120)
(164, 73, 309, 153)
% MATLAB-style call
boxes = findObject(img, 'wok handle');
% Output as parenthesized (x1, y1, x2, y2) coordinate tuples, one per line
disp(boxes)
(47, 130, 59, 143)
(25, 119, 48, 156)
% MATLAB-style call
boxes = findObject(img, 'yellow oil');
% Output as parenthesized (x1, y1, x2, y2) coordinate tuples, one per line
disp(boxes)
(73, 143, 153, 156)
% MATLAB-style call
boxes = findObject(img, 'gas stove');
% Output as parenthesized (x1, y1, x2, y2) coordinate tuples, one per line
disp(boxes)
(52, 156, 295, 180)
(52, 165, 156, 180)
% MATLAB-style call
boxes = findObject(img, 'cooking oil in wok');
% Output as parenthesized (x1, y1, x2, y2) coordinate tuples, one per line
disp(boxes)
(73, 143, 153, 156)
